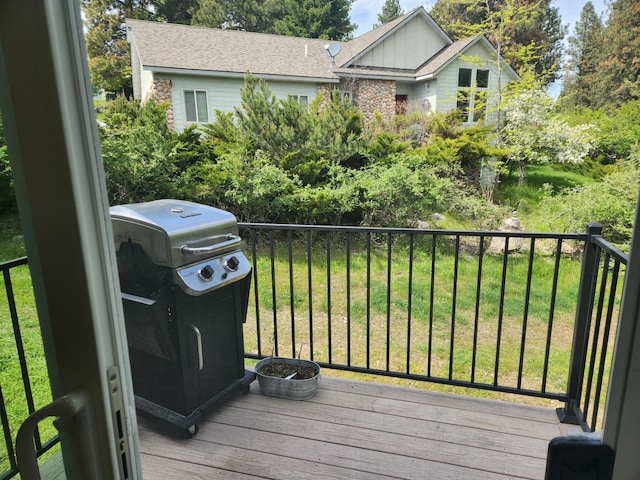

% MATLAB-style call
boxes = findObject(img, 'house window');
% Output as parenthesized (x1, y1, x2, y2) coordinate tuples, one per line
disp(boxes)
(457, 91, 470, 119)
(289, 94, 309, 109)
(473, 91, 487, 122)
(184, 90, 208, 123)
(457, 68, 489, 123)
(476, 69, 489, 88)
(458, 68, 472, 88)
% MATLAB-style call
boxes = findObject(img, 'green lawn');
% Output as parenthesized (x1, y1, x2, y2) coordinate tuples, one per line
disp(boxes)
(242, 234, 588, 405)
(0, 213, 59, 476)
(495, 164, 595, 225)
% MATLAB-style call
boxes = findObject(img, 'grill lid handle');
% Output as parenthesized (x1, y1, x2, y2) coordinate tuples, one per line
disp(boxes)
(180, 234, 241, 256)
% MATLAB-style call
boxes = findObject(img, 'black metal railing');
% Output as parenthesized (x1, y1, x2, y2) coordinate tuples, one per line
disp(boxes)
(559, 223, 628, 431)
(0, 223, 628, 478)
(240, 222, 626, 431)
(0, 257, 58, 480)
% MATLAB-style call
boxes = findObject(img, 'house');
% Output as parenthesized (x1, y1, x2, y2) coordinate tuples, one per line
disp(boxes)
(126, 7, 519, 132)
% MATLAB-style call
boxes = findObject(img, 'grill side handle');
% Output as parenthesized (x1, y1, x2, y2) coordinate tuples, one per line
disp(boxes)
(190, 324, 204, 371)
(180, 234, 240, 256)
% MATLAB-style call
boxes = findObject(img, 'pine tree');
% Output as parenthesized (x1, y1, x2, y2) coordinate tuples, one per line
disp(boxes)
(597, 0, 640, 108)
(156, 0, 198, 23)
(190, 0, 284, 33)
(377, 0, 404, 26)
(273, 0, 356, 40)
(561, 2, 604, 109)
(82, 0, 154, 92)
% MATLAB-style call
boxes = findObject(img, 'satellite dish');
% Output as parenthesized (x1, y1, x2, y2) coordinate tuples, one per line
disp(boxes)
(324, 44, 341, 58)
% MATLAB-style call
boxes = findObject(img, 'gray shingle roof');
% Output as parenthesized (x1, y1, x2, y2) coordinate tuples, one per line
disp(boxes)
(126, 19, 342, 80)
(126, 9, 504, 83)
(415, 35, 480, 78)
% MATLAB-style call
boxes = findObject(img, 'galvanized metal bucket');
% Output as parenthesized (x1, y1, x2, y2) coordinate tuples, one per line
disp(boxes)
(255, 357, 321, 400)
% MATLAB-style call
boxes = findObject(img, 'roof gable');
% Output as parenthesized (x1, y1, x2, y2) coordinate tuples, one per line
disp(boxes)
(338, 8, 451, 69)
(416, 35, 519, 81)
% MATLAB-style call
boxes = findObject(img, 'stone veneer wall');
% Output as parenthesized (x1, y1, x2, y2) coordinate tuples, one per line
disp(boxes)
(352, 79, 396, 125)
(145, 77, 175, 131)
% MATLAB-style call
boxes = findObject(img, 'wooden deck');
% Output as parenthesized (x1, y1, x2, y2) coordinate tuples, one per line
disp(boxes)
(138, 375, 577, 480)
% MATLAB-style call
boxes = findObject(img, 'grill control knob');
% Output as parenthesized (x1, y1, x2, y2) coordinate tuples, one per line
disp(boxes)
(224, 256, 240, 272)
(198, 265, 214, 281)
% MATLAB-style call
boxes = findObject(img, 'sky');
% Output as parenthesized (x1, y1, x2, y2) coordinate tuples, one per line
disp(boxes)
(350, 0, 609, 38)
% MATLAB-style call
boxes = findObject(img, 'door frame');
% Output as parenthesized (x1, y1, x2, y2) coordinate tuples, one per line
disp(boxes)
(0, 0, 141, 478)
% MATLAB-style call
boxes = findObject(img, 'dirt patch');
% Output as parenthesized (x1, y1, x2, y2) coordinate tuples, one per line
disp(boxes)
(257, 362, 318, 380)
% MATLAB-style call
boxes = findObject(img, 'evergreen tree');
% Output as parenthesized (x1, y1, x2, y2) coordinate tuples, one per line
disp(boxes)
(430, 0, 566, 86)
(82, 0, 154, 92)
(273, 0, 356, 40)
(156, 0, 198, 23)
(560, 2, 604, 109)
(377, 0, 404, 26)
(190, 0, 284, 33)
(597, 0, 640, 108)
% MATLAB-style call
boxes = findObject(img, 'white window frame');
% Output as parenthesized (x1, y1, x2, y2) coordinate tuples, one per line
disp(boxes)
(288, 94, 309, 110)
(184, 89, 209, 123)
(457, 68, 490, 123)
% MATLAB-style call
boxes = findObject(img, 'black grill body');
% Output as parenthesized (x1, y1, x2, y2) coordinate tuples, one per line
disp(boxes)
(111, 200, 255, 437)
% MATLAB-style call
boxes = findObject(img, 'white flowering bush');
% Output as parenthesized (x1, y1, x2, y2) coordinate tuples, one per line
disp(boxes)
(503, 89, 595, 184)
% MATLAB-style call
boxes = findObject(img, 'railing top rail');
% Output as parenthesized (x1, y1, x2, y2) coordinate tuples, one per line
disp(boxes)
(592, 235, 629, 265)
(238, 222, 588, 241)
(0, 256, 28, 270)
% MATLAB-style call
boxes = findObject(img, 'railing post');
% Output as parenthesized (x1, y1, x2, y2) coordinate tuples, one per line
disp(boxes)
(558, 222, 603, 426)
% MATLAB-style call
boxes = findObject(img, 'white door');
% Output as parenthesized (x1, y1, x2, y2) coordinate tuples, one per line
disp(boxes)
(0, 0, 141, 478)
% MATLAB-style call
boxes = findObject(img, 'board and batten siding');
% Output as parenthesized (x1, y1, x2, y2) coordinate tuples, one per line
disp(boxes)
(354, 15, 448, 70)
(170, 75, 322, 132)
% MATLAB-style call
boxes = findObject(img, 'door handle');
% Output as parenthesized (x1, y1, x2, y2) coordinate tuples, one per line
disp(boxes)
(190, 324, 204, 371)
(16, 388, 99, 480)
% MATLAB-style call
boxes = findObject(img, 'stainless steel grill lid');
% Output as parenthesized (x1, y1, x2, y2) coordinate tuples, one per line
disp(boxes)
(110, 199, 241, 269)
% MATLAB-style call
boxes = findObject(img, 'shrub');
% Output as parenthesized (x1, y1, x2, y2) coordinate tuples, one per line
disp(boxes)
(99, 98, 176, 204)
(354, 158, 457, 227)
(537, 160, 640, 245)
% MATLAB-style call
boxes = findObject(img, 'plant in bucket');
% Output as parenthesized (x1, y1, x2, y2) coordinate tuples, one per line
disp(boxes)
(255, 344, 321, 400)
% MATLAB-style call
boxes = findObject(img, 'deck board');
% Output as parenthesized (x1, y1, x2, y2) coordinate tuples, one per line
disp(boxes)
(139, 375, 576, 479)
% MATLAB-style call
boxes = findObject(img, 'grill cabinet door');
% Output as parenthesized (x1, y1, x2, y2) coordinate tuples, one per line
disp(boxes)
(176, 280, 248, 413)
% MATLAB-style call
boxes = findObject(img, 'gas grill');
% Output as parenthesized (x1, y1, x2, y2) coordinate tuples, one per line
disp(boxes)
(110, 199, 255, 437)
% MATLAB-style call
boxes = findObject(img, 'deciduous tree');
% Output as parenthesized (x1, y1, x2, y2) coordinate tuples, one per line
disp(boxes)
(502, 89, 595, 185)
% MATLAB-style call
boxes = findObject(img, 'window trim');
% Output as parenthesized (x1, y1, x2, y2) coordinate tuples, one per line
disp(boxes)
(288, 94, 309, 110)
(457, 68, 490, 123)
(184, 89, 209, 123)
